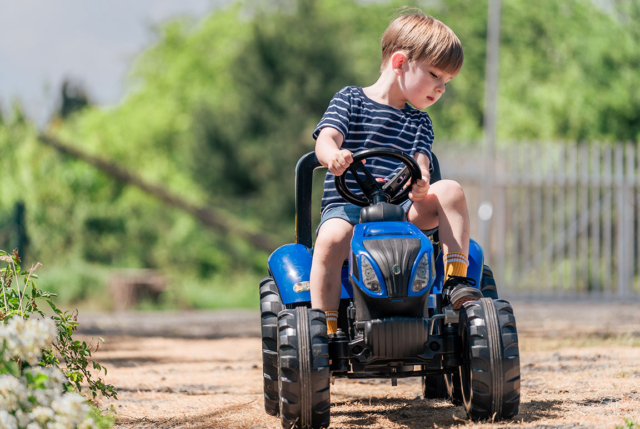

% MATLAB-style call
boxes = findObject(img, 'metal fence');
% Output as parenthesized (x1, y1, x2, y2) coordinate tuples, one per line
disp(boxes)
(437, 141, 640, 299)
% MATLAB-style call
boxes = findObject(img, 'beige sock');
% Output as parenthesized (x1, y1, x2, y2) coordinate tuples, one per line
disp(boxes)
(443, 252, 469, 282)
(325, 310, 338, 335)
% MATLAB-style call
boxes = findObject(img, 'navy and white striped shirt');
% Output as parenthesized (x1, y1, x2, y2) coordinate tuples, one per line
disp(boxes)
(313, 86, 434, 215)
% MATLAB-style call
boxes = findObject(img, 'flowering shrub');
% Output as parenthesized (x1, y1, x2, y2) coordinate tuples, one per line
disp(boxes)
(0, 318, 57, 366)
(0, 250, 116, 428)
(0, 319, 94, 428)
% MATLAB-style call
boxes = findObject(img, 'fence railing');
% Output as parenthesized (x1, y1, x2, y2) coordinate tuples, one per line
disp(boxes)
(437, 141, 639, 299)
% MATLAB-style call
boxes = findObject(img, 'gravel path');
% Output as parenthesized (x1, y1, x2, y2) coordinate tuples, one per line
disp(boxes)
(79, 301, 640, 428)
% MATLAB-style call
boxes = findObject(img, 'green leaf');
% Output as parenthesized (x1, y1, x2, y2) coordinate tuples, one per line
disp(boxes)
(4, 361, 19, 377)
(46, 300, 61, 314)
(30, 373, 50, 389)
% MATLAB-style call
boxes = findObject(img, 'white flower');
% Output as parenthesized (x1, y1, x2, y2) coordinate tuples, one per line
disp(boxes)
(77, 418, 96, 429)
(0, 410, 17, 429)
(23, 367, 65, 403)
(31, 406, 55, 424)
(0, 374, 29, 411)
(0, 318, 95, 429)
(0, 318, 57, 365)
(50, 393, 91, 428)
(32, 389, 55, 409)
(14, 410, 31, 428)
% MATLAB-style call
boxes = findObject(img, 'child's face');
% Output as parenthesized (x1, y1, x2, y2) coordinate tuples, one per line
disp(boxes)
(400, 60, 457, 110)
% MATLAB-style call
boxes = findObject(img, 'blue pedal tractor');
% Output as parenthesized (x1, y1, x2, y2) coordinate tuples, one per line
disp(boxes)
(260, 148, 520, 428)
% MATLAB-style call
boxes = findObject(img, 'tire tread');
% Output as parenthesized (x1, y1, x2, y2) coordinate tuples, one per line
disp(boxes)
(260, 277, 283, 416)
(278, 308, 331, 428)
(460, 298, 521, 421)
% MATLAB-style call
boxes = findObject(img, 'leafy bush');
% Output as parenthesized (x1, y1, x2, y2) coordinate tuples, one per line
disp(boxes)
(0, 249, 116, 428)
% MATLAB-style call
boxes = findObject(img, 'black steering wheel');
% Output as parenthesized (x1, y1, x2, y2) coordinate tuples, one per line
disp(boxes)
(334, 148, 422, 207)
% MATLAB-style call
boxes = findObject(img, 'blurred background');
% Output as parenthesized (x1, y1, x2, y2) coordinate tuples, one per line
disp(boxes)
(1, 0, 638, 311)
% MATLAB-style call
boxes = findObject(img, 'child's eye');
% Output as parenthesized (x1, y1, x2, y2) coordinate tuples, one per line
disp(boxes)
(430, 72, 438, 78)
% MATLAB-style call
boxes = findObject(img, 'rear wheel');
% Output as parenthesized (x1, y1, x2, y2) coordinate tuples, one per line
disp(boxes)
(278, 307, 331, 429)
(480, 265, 499, 299)
(459, 298, 520, 421)
(444, 372, 463, 405)
(422, 374, 448, 399)
(260, 277, 282, 416)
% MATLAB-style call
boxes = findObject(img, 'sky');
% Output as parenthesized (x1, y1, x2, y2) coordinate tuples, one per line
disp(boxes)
(0, 0, 225, 126)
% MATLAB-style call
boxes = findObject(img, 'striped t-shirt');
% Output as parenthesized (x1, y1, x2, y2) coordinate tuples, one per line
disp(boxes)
(313, 86, 434, 215)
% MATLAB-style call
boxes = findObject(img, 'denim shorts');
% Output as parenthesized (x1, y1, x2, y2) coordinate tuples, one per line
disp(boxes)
(316, 200, 436, 236)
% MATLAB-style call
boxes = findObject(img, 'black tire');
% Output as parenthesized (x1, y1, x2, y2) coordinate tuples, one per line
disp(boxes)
(278, 307, 331, 429)
(444, 372, 463, 405)
(260, 277, 283, 416)
(422, 374, 448, 399)
(480, 265, 499, 299)
(458, 298, 520, 421)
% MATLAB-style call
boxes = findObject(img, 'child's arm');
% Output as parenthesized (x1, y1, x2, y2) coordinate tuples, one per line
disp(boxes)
(408, 152, 431, 202)
(315, 127, 353, 176)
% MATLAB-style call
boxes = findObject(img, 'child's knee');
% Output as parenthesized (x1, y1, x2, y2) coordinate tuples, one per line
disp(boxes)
(316, 219, 353, 250)
(433, 179, 466, 202)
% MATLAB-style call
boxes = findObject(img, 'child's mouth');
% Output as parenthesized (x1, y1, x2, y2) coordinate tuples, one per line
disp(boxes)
(427, 96, 434, 102)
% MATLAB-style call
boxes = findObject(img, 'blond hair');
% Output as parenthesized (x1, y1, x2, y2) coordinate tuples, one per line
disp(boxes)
(381, 9, 463, 74)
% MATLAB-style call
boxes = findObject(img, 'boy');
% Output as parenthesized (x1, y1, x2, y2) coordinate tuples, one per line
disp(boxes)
(310, 10, 482, 335)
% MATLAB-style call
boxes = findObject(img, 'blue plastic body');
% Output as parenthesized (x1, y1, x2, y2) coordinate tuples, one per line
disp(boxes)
(268, 243, 352, 305)
(268, 226, 483, 307)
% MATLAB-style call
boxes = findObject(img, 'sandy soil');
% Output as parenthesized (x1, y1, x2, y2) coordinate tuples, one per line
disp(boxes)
(80, 302, 640, 428)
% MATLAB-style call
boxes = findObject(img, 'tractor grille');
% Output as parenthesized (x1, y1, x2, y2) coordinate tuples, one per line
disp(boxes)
(363, 238, 421, 298)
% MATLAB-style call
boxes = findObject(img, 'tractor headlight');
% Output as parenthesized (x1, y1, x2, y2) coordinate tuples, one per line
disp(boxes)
(412, 252, 432, 292)
(360, 256, 382, 293)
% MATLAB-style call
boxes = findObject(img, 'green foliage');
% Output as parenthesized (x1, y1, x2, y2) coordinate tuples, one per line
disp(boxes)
(90, 405, 118, 429)
(616, 418, 639, 429)
(40, 304, 117, 400)
(496, 0, 640, 140)
(1, 0, 639, 309)
(0, 249, 117, 401)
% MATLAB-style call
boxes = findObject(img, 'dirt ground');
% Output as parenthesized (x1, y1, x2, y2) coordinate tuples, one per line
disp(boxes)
(79, 301, 640, 429)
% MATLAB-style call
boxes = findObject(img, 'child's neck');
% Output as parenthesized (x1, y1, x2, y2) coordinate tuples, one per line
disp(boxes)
(362, 71, 407, 110)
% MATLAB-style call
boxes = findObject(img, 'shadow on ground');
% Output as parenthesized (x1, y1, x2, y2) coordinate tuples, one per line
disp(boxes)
(329, 396, 565, 429)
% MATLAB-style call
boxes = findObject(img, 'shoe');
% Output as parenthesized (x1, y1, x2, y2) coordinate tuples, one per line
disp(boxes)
(442, 276, 482, 310)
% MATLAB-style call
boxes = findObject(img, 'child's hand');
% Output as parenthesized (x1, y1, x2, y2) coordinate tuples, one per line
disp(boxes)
(408, 173, 430, 201)
(328, 149, 354, 176)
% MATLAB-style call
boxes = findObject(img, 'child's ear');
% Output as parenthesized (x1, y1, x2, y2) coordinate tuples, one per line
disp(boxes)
(391, 52, 407, 76)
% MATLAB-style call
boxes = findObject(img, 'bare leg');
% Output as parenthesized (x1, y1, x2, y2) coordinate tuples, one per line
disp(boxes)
(310, 218, 354, 311)
(407, 180, 470, 256)
(408, 180, 479, 308)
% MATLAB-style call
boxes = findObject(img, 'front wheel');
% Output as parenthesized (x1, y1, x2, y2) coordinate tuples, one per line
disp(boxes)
(278, 307, 331, 429)
(459, 298, 520, 421)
